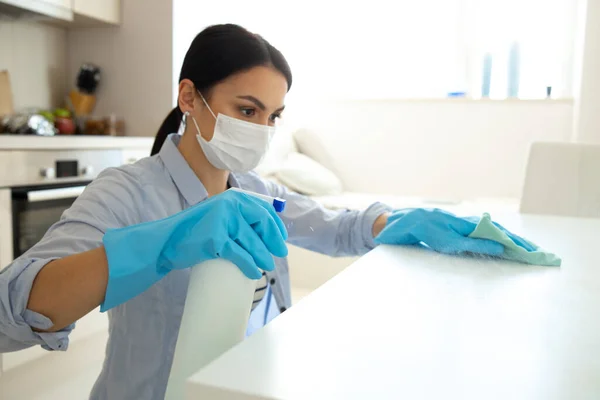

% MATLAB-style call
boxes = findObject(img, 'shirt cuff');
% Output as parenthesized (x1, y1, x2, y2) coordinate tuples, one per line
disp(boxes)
(1, 257, 73, 352)
(361, 202, 393, 250)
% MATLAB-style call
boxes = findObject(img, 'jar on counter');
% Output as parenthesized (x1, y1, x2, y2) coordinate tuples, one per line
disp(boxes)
(104, 114, 125, 136)
(82, 114, 125, 135)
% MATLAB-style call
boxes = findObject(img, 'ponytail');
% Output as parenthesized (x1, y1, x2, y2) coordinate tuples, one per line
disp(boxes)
(151, 107, 182, 156)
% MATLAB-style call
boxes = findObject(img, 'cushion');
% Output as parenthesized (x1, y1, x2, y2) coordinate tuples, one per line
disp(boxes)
(275, 152, 343, 196)
(293, 128, 338, 173)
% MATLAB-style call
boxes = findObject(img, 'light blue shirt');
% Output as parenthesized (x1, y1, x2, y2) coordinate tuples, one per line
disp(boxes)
(0, 134, 390, 399)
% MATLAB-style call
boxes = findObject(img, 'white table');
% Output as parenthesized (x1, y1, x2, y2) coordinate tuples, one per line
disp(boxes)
(187, 213, 600, 400)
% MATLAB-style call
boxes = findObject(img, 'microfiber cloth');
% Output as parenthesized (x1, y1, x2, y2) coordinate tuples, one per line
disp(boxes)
(468, 213, 562, 267)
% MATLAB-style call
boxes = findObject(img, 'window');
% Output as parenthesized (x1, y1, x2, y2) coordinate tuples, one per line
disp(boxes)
(173, 0, 579, 102)
(464, 0, 579, 99)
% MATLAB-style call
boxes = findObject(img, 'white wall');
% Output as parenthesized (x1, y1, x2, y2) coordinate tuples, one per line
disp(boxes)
(573, 0, 600, 144)
(0, 20, 67, 110)
(287, 99, 573, 201)
(66, 0, 173, 137)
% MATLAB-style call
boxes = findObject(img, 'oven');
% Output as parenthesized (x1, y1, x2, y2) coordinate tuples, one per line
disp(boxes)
(10, 181, 91, 259)
(0, 146, 147, 270)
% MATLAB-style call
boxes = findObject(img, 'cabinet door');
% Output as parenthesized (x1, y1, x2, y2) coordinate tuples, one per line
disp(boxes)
(73, 0, 120, 25)
(0, 0, 72, 20)
(40, 0, 71, 9)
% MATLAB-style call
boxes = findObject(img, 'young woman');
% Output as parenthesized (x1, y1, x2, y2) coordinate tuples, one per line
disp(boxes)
(0, 24, 525, 399)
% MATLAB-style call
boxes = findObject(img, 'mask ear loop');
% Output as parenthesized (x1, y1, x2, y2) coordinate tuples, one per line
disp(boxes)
(197, 90, 217, 120)
(189, 113, 203, 139)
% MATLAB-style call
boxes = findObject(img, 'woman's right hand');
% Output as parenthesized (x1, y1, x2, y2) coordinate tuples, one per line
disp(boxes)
(101, 190, 288, 311)
(160, 189, 288, 278)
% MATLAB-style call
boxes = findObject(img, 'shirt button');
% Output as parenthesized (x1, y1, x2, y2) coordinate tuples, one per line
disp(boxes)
(270, 278, 276, 285)
(279, 307, 287, 313)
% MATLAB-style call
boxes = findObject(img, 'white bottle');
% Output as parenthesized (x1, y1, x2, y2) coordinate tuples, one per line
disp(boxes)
(164, 259, 256, 400)
(164, 189, 286, 399)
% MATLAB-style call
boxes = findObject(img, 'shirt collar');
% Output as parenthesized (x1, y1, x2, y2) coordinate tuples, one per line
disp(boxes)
(158, 134, 240, 206)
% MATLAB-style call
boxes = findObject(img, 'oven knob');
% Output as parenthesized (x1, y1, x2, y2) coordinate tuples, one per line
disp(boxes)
(40, 167, 56, 179)
(81, 166, 95, 176)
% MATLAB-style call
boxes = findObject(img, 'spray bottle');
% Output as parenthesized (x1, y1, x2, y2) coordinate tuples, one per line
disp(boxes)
(164, 188, 286, 399)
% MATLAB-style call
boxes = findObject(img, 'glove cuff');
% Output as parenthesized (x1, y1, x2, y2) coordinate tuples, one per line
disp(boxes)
(100, 227, 168, 312)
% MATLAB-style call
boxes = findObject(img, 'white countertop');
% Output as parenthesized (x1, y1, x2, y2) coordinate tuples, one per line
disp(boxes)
(0, 134, 154, 150)
(187, 212, 600, 399)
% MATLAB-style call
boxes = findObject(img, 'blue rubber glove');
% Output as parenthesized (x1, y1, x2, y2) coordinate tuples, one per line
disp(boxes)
(101, 190, 288, 312)
(374, 208, 507, 256)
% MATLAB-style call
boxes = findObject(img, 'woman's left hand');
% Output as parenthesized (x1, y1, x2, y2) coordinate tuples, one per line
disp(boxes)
(373, 208, 507, 256)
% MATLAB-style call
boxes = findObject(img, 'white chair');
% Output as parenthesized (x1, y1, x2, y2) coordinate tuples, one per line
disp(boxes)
(520, 142, 600, 218)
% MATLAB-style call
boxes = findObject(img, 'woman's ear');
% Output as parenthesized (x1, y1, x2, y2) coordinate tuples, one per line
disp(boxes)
(178, 79, 197, 114)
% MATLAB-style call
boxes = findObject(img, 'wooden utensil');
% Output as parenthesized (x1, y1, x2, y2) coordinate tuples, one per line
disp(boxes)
(0, 70, 14, 117)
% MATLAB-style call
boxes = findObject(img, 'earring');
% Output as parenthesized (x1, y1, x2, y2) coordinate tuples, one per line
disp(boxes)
(178, 111, 190, 135)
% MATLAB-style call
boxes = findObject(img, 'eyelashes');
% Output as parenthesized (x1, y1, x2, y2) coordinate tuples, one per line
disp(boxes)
(239, 107, 281, 122)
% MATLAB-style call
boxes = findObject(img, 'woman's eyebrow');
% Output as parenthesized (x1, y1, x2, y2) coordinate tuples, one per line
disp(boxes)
(237, 95, 266, 111)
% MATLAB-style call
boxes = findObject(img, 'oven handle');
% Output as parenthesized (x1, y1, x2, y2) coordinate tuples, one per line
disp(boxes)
(26, 186, 87, 202)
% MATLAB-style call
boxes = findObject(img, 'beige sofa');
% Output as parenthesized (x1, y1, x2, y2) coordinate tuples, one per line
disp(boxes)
(257, 128, 519, 302)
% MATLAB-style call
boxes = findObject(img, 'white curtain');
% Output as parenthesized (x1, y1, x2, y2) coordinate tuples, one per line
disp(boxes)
(173, 0, 578, 102)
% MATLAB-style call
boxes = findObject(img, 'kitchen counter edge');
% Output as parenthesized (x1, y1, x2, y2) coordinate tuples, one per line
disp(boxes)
(0, 135, 155, 150)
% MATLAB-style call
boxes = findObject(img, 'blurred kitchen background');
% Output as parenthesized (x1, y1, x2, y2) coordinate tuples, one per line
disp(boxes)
(0, 0, 171, 138)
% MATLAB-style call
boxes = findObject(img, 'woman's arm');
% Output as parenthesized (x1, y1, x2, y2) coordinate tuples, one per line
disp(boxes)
(258, 176, 392, 257)
(372, 213, 390, 238)
(27, 246, 108, 332)
(0, 168, 142, 352)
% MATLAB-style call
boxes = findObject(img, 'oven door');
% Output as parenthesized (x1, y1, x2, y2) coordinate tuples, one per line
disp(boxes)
(10, 181, 90, 262)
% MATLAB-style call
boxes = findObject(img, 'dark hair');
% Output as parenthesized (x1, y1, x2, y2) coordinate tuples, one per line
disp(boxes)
(151, 24, 293, 156)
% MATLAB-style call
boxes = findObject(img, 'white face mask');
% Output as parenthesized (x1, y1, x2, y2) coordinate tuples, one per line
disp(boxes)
(190, 91, 275, 173)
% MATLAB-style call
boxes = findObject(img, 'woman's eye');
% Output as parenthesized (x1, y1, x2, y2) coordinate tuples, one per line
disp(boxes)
(269, 113, 281, 122)
(240, 108, 255, 117)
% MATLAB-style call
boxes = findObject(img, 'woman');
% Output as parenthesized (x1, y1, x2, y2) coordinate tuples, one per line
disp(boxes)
(0, 24, 524, 399)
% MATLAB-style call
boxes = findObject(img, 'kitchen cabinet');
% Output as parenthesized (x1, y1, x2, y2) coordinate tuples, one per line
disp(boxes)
(0, 0, 120, 26)
(73, 0, 120, 25)
(0, 0, 73, 21)
(41, 0, 70, 9)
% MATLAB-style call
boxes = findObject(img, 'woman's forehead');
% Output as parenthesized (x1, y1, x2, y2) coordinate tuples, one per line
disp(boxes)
(216, 67, 288, 104)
